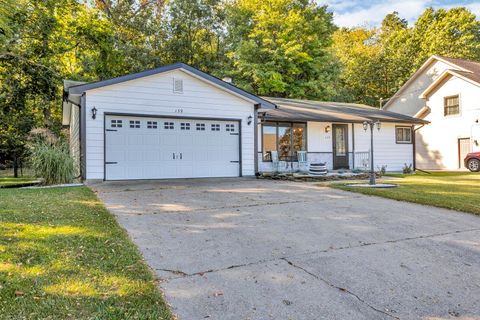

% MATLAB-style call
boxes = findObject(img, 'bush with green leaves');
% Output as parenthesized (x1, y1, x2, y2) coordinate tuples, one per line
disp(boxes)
(28, 129, 75, 185)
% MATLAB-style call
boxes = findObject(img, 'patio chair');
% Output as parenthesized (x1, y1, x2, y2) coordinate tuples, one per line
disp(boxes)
(270, 151, 279, 173)
(297, 151, 307, 172)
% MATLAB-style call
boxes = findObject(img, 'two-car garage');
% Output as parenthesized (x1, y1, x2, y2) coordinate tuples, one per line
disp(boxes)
(63, 63, 275, 181)
(105, 115, 240, 180)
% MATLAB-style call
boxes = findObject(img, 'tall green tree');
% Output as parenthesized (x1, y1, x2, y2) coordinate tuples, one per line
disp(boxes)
(225, 0, 339, 99)
(160, 0, 226, 72)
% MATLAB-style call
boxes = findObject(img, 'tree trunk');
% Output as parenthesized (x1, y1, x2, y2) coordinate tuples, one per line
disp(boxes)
(13, 154, 18, 178)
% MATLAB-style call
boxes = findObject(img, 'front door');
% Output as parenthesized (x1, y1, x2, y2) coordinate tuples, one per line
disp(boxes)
(458, 138, 471, 169)
(333, 124, 349, 169)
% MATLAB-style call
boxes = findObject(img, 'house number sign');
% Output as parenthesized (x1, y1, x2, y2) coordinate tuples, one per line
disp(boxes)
(174, 108, 184, 113)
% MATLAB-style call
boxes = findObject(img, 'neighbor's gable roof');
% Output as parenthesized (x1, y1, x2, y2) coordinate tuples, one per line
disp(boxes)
(419, 68, 480, 99)
(261, 97, 428, 124)
(383, 55, 479, 109)
(67, 63, 276, 109)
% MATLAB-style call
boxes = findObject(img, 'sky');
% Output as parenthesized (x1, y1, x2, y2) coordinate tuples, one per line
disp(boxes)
(320, 0, 480, 27)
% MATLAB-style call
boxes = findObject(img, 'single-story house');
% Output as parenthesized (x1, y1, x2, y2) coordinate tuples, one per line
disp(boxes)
(62, 63, 426, 181)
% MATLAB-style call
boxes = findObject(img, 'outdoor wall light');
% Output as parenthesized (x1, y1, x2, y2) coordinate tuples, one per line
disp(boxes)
(91, 107, 97, 120)
(376, 120, 381, 131)
(363, 121, 368, 131)
(325, 125, 330, 133)
(247, 115, 253, 125)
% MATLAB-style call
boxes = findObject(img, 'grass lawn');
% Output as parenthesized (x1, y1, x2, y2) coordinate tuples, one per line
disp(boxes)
(0, 186, 171, 319)
(330, 172, 480, 215)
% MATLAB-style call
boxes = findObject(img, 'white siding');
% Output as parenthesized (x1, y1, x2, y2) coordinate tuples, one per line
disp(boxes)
(69, 104, 81, 177)
(354, 123, 414, 172)
(416, 76, 480, 170)
(386, 60, 450, 116)
(258, 121, 413, 173)
(84, 69, 255, 180)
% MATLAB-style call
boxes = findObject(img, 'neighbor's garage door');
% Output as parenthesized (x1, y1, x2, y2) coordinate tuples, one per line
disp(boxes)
(105, 115, 240, 180)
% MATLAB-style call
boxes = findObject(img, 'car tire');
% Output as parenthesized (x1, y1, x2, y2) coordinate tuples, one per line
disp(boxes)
(467, 158, 480, 172)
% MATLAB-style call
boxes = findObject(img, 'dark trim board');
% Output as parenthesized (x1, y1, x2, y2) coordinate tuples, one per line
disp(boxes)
(102, 112, 243, 181)
(80, 93, 86, 180)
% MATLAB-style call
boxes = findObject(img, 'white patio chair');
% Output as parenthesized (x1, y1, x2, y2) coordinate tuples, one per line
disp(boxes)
(270, 151, 279, 173)
(297, 151, 307, 172)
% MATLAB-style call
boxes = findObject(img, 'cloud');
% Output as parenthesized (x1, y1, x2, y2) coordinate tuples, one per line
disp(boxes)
(466, 3, 480, 17)
(327, 0, 433, 27)
(320, 0, 480, 28)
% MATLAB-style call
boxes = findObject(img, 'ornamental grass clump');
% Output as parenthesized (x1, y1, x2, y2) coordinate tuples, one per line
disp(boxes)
(28, 129, 75, 185)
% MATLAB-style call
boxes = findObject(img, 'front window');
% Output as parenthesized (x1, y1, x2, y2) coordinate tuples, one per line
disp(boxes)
(396, 126, 412, 144)
(444, 95, 460, 116)
(262, 122, 306, 161)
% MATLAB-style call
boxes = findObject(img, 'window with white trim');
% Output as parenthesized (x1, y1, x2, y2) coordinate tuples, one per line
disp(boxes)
(129, 120, 140, 128)
(196, 123, 205, 131)
(180, 123, 190, 130)
(444, 95, 460, 116)
(395, 126, 412, 144)
(211, 124, 220, 131)
(147, 121, 158, 129)
(111, 119, 122, 128)
(164, 122, 174, 130)
(226, 124, 235, 132)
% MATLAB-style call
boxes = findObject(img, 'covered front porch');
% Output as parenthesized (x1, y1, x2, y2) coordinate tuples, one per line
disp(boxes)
(257, 97, 426, 174)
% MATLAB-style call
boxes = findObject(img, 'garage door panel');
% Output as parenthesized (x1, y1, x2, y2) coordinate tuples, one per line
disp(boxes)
(105, 115, 240, 180)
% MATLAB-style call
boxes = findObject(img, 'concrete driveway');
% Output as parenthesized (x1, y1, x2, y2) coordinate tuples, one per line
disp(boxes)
(92, 178, 480, 320)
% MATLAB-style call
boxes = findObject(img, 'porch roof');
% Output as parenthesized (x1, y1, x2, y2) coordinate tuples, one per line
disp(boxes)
(260, 97, 428, 124)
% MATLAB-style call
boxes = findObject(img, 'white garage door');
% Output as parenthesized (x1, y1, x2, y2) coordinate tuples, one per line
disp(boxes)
(105, 115, 240, 180)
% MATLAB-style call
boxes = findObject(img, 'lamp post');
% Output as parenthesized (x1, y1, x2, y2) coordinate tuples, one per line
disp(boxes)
(363, 120, 381, 185)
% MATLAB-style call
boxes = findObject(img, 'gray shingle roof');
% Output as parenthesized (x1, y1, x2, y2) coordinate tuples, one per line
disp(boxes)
(436, 56, 480, 75)
(261, 97, 428, 124)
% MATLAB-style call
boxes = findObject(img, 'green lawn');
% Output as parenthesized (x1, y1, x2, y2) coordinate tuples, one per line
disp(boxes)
(0, 187, 171, 319)
(330, 172, 480, 215)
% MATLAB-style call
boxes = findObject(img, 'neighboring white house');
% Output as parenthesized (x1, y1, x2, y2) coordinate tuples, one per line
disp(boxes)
(63, 63, 425, 181)
(384, 55, 480, 170)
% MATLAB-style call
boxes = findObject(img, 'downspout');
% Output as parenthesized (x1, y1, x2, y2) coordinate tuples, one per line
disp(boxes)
(352, 123, 355, 169)
(413, 124, 425, 171)
(254, 103, 260, 176)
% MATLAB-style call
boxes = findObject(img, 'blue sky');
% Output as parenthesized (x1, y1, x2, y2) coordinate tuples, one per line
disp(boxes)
(319, 0, 480, 27)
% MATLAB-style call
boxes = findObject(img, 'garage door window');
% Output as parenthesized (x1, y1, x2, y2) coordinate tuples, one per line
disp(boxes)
(129, 120, 140, 128)
(147, 121, 158, 129)
(226, 124, 235, 132)
(111, 120, 122, 128)
(196, 123, 206, 131)
(211, 124, 220, 131)
(164, 122, 174, 130)
(180, 123, 190, 130)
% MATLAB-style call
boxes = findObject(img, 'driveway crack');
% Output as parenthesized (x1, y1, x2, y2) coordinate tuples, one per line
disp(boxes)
(281, 257, 400, 319)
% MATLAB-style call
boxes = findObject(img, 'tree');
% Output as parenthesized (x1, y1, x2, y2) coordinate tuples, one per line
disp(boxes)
(160, 0, 226, 72)
(225, 0, 339, 99)
(332, 7, 480, 106)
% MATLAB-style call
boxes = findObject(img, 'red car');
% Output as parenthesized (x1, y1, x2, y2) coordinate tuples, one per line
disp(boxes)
(465, 152, 480, 172)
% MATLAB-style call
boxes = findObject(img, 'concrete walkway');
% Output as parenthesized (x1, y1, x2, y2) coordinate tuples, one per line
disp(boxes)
(92, 178, 480, 320)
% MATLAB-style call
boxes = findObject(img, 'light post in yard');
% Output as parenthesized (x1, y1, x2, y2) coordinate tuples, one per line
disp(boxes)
(363, 120, 381, 185)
